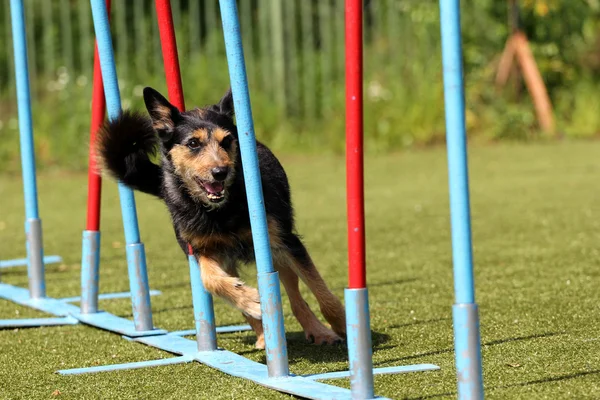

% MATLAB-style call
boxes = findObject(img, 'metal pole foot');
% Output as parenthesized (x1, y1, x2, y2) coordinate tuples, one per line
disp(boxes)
(452, 303, 484, 400)
(25, 218, 45, 299)
(80, 230, 101, 313)
(126, 243, 154, 331)
(189, 254, 217, 351)
(345, 287, 375, 399)
(257, 271, 289, 378)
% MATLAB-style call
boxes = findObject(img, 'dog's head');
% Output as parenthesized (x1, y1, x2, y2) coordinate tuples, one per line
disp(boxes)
(143, 87, 238, 208)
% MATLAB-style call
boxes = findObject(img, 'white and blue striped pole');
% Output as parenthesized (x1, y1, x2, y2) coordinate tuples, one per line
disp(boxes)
(218, 0, 289, 378)
(439, 0, 484, 398)
(90, 0, 155, 332)
(10, 0, 46, 299)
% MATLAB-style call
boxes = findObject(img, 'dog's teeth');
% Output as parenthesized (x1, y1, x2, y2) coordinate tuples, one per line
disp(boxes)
(207, 192, 223, 200)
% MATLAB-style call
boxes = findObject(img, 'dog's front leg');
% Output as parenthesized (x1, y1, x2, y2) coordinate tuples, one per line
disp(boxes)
(198, 255, 262, 320)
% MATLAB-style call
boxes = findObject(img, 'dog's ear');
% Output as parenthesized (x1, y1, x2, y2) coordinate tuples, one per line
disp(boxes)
(143, 87, 181, 142)
(217, 88, 234, 118)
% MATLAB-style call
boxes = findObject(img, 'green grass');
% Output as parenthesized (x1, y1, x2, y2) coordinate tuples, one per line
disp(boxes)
(1, 141, 600, 399)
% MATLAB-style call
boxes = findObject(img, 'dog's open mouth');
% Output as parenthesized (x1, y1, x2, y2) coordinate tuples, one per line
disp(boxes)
(194, 177, 225, 203)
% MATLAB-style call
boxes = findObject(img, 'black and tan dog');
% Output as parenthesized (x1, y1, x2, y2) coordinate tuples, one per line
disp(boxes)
(95, 87, 346, 348)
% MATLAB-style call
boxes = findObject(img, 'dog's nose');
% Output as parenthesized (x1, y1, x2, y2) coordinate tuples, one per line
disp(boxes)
(211, 166, 229, 181)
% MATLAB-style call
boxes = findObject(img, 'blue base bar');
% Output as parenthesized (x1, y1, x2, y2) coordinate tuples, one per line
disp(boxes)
(0, 255, 62, 269)
(0, 283, 80, 316)
(58, 332, 438, 399)
(126, 335, 370, 399)
(0, 316, 78, 328)
(59, 290, 161, 303)
(169, 324, 252, 336)
(57, 355, 195, 376)
(0, 283, 163, 333)
(70, 311, 167, 337)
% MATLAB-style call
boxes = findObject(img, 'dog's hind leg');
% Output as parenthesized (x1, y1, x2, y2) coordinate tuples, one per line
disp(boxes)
(282, 235, 347, 338)
(274, 250, 343, 345)
(198, 255, 262, 320)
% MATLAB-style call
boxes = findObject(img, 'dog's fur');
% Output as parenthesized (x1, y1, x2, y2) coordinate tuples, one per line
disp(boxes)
(95, 87, 346, 348)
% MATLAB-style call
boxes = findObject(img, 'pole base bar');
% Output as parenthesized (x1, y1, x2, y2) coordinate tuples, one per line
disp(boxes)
(169, 324, 252, 337)
(0, 283, 161, 332)
(70, 311, 167, 337)
(129, 334, 387, 399)
(0, 316, 79, 329)
(56, 355, 195, 376)
(0, 283, 81, 315)
(59, 290, 161, 303)
(59, 331, 437, 399)
(0, 255, 62, 269)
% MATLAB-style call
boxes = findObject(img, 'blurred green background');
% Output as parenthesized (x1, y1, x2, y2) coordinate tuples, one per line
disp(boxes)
(0, 0, 598, 172)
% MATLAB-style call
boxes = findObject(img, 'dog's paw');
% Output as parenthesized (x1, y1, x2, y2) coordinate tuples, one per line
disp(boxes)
(305, 327, 344, 346)
(255, 335, 266, 350)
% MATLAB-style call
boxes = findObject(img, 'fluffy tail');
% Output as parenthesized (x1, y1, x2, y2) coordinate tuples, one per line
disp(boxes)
(95, 111, 163, 198)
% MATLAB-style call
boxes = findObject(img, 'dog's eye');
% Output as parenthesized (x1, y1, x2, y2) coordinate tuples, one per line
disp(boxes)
(220, 135, 233, 149)
(187, 139, 201, 150)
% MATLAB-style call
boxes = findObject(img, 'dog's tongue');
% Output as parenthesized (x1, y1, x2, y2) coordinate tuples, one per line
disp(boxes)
(204, 181, 224, 194)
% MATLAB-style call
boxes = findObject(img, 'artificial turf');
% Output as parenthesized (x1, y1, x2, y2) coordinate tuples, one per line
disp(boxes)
(1, 141, 599, 399)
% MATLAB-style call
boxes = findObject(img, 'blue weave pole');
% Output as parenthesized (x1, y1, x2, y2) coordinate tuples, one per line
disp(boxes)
(9, 0, 46, 299)
(89, 0, 155, 333)
(439, 0, 484, 399)
(218, 0, 289, 379)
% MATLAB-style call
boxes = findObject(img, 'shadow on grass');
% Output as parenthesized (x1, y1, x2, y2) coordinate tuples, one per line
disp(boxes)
(239, 329, 393, 365)
(492, 369, 600, 390)
(333, 277, 419, 291)
(375, 331, 565, 366)
(403, 369, 600, 399)
(388, 317, 450, 330)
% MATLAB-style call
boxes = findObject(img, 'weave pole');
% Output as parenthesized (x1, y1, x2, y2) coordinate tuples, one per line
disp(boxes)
(154, 0, 218, 352)
(155, 0, 184, 110)
(439, 0, 485, 398)
(343, 0, 376, 398)
(9, 0, 45, 299)
(218, 0, 289, 378)
(88, 0, 157, 334)
(80, 0, 109, 315)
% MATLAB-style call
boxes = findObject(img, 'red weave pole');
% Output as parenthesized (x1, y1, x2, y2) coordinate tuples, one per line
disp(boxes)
(155, 0, 185, 112)
(85, 0, 111, 231)
(154, 0, 188, 254)
(346, 0, 365, 289)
